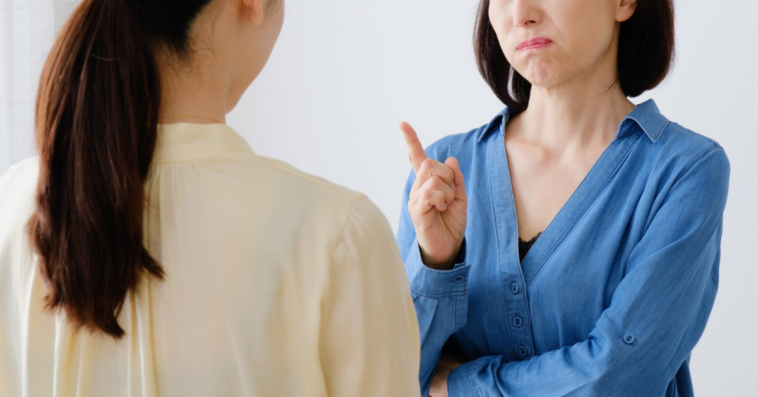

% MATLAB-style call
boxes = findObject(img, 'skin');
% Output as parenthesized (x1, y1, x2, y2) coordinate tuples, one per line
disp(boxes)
(158, 0, 285, 125)
(401, 0, 638, 395)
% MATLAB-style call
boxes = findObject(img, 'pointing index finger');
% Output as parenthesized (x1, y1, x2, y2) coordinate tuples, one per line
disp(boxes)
(400, 121, 427, 173)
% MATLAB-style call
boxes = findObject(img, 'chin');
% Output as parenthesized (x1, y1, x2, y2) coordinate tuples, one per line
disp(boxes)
(512, 55, 554, 80)
(520, 65, 561, 89)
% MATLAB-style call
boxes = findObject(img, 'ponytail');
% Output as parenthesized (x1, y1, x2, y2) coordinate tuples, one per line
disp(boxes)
(29, 0, 212, 338)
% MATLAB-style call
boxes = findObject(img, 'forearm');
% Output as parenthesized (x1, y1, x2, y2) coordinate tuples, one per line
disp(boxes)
(405, 238, 470, 395)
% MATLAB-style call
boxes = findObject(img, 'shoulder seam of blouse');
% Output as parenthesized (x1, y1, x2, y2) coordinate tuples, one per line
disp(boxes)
(330, 196, 373, 271)
(668, 122, 723, 149)
(260, 157, 367, 204)
(669, 144, 724, 187)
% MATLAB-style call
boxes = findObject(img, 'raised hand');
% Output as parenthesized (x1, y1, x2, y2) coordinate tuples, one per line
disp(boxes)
(401, 122, 467, 270)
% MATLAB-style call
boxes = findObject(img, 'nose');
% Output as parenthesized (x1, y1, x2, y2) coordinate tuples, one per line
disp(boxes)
(512, 0, 542, 28)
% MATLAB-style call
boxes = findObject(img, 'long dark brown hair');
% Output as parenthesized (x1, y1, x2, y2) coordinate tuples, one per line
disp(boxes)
(474, 0, 675, 112)
(29, 0, 213, 338)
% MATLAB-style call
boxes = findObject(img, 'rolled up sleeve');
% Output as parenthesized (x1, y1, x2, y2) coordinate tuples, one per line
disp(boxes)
(397, 169, 471, 396)
(445, 147, 730, 396)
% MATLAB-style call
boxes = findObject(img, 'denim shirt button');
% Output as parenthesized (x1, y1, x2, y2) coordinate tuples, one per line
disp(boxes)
(623, 334, 636, 344)
(513, 316, 523, 327)
(517, 345, 528, 357)
(452, 275, 465, 283)
(511, 282, 519, 294)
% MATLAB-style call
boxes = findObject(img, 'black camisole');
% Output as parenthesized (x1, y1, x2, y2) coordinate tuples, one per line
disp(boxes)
(518, 232, 543, 262)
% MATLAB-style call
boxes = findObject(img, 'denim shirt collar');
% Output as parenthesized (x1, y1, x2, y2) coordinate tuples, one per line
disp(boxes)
(617, 99, 670, 142)
(476, 99, 670, 143)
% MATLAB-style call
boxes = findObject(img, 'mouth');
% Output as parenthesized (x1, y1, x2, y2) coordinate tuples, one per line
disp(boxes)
(517, 37, 554, 51)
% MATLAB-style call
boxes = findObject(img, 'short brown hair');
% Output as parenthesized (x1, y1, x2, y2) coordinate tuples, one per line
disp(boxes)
(474, 0, 675, 112)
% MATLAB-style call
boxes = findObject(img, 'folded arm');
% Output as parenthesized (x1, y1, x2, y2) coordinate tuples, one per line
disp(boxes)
(446, 147, 730, 396)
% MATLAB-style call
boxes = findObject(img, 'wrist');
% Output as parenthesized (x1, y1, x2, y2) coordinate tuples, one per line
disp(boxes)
(419, 251, 456, 270)
(419, 242, 464, 271)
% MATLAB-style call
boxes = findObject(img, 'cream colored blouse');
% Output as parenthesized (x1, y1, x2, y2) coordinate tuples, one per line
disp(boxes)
(0, 123, 420, 397)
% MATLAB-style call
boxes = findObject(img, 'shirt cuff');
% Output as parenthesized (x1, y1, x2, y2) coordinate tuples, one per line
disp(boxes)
(447, 358, 480, 397)
(404, 237, 471, 297)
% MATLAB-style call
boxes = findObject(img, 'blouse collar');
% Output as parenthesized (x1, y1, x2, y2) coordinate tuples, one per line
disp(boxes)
(476, 99, 670, 143)
(153, 123, 254, 163)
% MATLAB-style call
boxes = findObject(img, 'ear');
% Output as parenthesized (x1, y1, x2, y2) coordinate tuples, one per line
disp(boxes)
(616, 0, 638, 23)
(241, 0, 264, 26)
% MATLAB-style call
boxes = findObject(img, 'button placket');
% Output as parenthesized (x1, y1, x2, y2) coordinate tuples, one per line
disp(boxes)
(488, 134, 536, 360)
(502, 271, 534, 359)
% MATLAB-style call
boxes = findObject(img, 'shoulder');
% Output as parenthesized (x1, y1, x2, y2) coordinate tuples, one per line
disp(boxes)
(0, 157, 39, 185)
(660, 122, 725, 156)
(655, 122, 730, 179)
(0, 158, 39, 243)
(259, 156, 367, 205)
(423, 108, 508, 162)
(261, 157, 366, 217)
(258, 160, 398, 264)
(334, 195, 403, 271)
(0, 157, 39, 202)
(424, 118, 502, 161)
(423, 129, 477, 162)
(343, 196, 393, 238)
(400, 111, 505, 188)
(642, 122, 730, 211)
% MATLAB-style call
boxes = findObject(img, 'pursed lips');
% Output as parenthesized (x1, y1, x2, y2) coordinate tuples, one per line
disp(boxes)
(517, 37, 554, 51)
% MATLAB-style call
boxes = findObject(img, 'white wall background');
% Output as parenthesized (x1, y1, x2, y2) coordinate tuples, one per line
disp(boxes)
(2, 0, 756, 395)
(0, 0, 54, 173)
(234, 3, 758, 394)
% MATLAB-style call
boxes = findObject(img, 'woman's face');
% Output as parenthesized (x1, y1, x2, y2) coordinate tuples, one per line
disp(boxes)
(488, 0, 636, 89)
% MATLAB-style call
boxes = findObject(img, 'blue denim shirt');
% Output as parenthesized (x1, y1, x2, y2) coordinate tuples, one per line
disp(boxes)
(397, 100, 730, 397)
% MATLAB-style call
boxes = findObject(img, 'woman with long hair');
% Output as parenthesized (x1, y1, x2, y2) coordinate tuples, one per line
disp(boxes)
(398, 0, 729, 395)
(0, 0, 420, 395)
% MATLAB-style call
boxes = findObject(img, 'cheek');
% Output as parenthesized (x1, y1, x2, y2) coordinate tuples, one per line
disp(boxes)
(555, 3, 618, 65)
(488, 2, 515, 57)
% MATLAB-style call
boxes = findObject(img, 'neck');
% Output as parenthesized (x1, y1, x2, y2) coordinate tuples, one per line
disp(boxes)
(158, 52, 230, 126)
(512, 55, 636, 153)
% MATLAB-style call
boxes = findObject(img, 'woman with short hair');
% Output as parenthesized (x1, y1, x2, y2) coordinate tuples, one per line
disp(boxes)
(398, 0, 729, 395)
(0, 0, 420, 395)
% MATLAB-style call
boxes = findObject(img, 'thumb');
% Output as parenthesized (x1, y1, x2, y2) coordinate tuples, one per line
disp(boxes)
(444, 157, 467, 200)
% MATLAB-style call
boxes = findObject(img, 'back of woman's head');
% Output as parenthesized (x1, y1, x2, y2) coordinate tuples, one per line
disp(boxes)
(29, 0, 214, 338)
